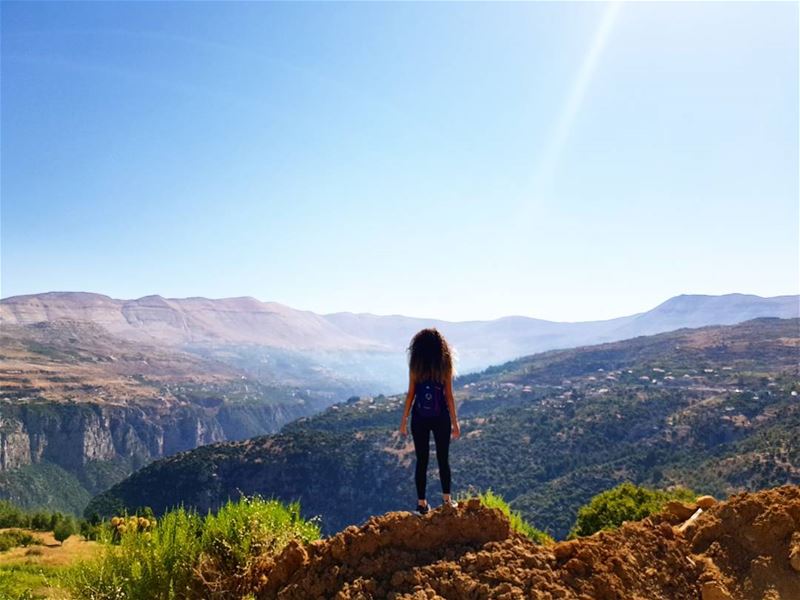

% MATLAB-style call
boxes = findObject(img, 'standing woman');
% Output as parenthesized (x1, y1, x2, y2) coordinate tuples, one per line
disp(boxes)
(400, 328, 461, 514)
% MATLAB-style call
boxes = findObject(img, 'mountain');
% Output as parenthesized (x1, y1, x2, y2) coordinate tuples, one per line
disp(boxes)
(2, 291, 797, 391)
(0, 292, 373, 349)
(86, 317, 800, 539)
(611, 293, 800, 338)
(2, 291, 796, 515)
(0, 320, 321, 513)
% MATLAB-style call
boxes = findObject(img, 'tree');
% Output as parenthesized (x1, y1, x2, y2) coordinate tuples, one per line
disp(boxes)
(49, 512, 64, 531)
(569, 482, 695, 538)
(54, 518, 75, 545)
(31, 511, 51, 531)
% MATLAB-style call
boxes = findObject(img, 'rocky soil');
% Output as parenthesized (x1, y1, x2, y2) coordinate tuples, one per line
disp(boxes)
(257, 485, 800, 600)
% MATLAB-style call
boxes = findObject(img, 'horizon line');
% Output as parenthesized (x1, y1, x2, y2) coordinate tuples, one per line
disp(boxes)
(1, 289, 798, 326)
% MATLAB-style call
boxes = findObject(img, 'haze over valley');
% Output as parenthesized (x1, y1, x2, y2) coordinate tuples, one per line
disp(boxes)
(0, 290, 797, 512)
(3, 290, 796, 393)
(87, 317, 800, 539)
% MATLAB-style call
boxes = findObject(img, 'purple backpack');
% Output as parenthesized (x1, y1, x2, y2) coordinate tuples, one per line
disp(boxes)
(414, 380, 445, 417)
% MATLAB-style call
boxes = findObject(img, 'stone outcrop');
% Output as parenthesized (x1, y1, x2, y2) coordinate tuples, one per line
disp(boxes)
(0, 400, 311, 473)
(0, 399, 306, 503)
(0, 403, 225, 473)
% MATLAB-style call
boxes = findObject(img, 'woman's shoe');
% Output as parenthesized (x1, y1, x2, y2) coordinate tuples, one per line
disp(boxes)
(441, 499, 458, 509)
(416, 503, 430, 515)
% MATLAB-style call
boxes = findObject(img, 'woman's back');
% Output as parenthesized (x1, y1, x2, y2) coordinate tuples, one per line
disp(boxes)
(400, 328, 460, 514)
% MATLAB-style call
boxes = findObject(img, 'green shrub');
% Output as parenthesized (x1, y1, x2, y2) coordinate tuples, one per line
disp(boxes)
(79, 520, 102, 541)
(569, 482, 696, 538)
(471, 490, 553, 545)
(48, 513, 63, 532)
(67, 497, 320, 600)
(0, 501, 30, 529)
(67, 507, 202, 600)
(53, 519, 76, 546)
(198, 497, 321, 596)
(0, 530, 39, 552)
(29, 512, 52, 532)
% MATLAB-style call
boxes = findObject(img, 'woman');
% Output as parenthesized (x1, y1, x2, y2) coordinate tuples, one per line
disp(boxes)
(399, 328, 461, 514)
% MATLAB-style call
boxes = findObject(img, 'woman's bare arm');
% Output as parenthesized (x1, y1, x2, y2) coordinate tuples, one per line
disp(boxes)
(399, 373, 415, 434)
(446, 377, 460, 438)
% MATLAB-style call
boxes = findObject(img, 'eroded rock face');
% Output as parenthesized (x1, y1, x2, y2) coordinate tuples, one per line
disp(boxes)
(0, 419, 31, 470)
(0, 397, 308, 479)
(0, 403, 225, 473)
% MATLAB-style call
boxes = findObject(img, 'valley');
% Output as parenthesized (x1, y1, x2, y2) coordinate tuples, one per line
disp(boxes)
(1, 291, 796, 525)
(0, 320, 319, 512)
(86, 317, 800, 539)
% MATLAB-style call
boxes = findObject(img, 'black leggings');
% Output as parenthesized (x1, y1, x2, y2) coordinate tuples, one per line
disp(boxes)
(411, 411, 451, 500)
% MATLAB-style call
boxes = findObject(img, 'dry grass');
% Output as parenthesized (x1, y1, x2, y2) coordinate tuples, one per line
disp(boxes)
(0, 529, 100, 599)
(0, 529, 100, 568)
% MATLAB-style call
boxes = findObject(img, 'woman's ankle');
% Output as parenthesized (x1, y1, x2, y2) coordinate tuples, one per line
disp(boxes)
(418, 499, 427, 506)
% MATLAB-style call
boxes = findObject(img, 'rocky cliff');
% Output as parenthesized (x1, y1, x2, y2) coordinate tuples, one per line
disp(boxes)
(0, 397, 315, 471)
(0, 320, 315, 512)
(0, 399, 309, 512)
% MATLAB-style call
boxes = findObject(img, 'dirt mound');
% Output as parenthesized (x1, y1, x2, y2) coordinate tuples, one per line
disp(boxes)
(258, 486, 800, 600)
(684, 485, 800, 600)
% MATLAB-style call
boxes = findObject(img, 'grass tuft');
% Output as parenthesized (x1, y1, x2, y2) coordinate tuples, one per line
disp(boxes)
(467, 490, 554, 545)
(65, 496, 320, 600)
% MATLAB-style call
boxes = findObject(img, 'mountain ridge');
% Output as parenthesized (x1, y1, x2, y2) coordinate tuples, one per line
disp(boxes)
(2, 291, 797, 383)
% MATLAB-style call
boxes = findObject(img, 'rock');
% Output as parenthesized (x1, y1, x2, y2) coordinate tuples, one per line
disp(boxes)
(701, 581, 733, 600)
(658, 522, 675, 539)
(664, 501, 697, 521)
(696, 495, 717, 509)
(564, 558, 587, 576)
(553, 540, 579, 561)
(790, 546, 800, 572)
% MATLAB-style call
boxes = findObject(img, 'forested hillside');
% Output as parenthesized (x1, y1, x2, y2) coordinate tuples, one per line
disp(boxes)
(87, 318, 800, 538)
(0, 320, 319, 512)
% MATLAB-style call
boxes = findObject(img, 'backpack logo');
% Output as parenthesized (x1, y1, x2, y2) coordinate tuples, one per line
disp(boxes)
(414, 382, 444, 417)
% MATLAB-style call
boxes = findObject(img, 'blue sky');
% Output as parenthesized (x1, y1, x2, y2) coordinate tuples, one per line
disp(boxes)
(2, 1, 798, 322)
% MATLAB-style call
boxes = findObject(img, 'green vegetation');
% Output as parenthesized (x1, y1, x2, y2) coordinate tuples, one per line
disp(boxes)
(0, 531, 38, 553)
(53, 519, 76, 546)
(472, 490, 553, 545)
(0, 463, 92, 515)
(0, 500, 101, 600)
(0, 564, 60, 600)
(0, 500, 88, 539)
(67, 496, 319, 600)
(87, 318, 800, 539)
(0, 502, 32, 530)
(569, 482, 696, 538)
